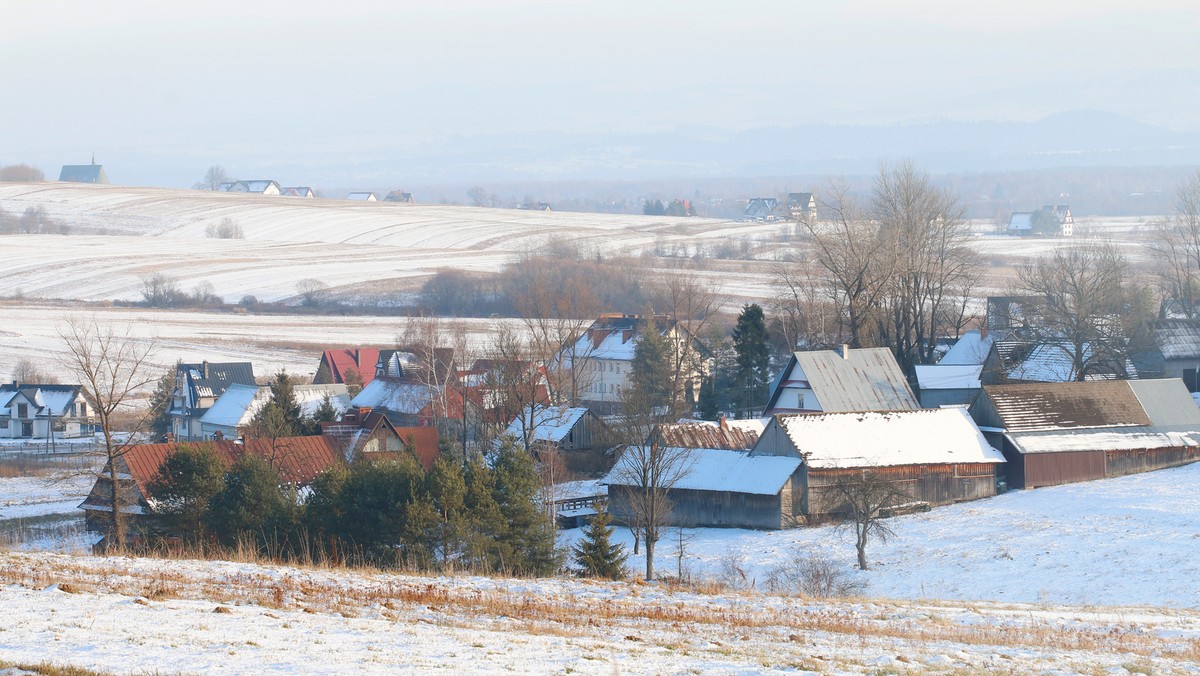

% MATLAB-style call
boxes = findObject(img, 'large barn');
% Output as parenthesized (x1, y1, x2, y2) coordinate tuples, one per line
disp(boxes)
(752, 408, 1005, 523)
(970, 379, 1200, 488)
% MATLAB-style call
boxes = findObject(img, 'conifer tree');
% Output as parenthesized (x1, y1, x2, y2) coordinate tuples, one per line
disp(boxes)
(629, 321, 672, 412)
(490, 438, 560, 575)
(732, 303, 771, 417)
(147, 442, 225, 540)
(572, 508, 627, 580)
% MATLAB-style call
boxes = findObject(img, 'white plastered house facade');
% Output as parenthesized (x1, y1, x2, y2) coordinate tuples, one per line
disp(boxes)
(0, 384, 90, 439)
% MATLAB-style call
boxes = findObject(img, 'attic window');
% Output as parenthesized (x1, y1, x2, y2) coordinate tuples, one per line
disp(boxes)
(17, 403, 27, 418)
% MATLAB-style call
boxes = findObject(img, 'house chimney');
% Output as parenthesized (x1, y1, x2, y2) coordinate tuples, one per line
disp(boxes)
(841, 344, 850, 360)
(980, 326, 988, 340)
(202, 360, 209, 378)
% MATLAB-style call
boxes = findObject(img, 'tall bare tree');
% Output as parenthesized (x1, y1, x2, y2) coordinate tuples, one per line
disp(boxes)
(651, 267, 721, 416)
(799, 181, 894, 348)
(872, 160, 981, 374)
(1146, 171, 1200, 318)
(768, 256, 840, 352)
(59, 318, 157, 549)
(195, 165, 233, 191)
(1017, 242, 1151, 380)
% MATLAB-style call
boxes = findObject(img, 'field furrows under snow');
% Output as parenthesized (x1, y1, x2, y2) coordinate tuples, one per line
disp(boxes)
(0, 304, 530, 383)
(1, 552, 1197, 674)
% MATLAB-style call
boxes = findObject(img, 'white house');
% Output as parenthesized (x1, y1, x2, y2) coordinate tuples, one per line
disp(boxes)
(564, 314, 711, 415)
(764, 347, 918, 416)
(168, 362, 256, 441)
(218, 180, 282, 195)
(347, 192, 378, 202)
(0, 383, 90, 439)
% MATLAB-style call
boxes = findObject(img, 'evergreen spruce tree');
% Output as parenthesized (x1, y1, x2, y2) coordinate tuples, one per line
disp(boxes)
(147, 363, 180, 440)
(147, 442, 225, 540)
(572, 508, 627, 580)
(696, 376, 719, 420)
(490, 438, 560, 575)
(731, 304, 771, 417)
(205, 454, 293, 548)
(629, 321, 672, 413)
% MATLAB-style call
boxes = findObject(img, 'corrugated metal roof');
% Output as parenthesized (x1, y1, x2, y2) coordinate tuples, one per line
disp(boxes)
(1154, 319, 1200, 360)
(983, 381, 1150, 432)
(655, 421, 759, 450)
(939, 330, 994, 366)
(1127, 379, 1200, 426)
(795, 347, 918, 412)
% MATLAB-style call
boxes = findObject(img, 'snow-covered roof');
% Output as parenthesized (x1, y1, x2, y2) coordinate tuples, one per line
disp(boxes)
(915, 364, 983, 390)
(604, 447, 801, 495)
(351, 378, 434, 415)
(1127, 379, 1200, 426)
(346, 192, 377, 201)
(1006, 342, 1137, 383)
(764, 408, 1003, 469)
(0, 384, 82, 417)
(1007, 425, 1200, 454)
(201, 384, 350, 429)
(939, 330, 994, 366)
(1008, 212, 1033, 231)
(771, 347, 918, 413)
(504, 405, 589, 443)
(1153, 319, 1200, 360)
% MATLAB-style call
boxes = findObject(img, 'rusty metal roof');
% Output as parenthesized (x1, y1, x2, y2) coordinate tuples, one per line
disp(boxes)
(655, 421, 759, 450)
(982, 381, 1150, 432)
(794, 347, 917, 412)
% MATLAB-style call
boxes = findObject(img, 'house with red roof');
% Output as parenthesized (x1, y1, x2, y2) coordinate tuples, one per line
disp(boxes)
(79, 435, 341, 536)
(314, 348, 380, 389)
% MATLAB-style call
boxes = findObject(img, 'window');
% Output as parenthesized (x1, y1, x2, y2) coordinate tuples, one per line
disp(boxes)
(16, 403, 27, 418)
(0, 419, 7, 429)
(52, 421, 65, 432)
(80, 401, 86, 417)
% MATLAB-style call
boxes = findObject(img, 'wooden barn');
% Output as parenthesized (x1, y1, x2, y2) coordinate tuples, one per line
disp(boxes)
(751, 408, 1005, 523)
(503, 404, 607, 452)
(603, 420, 804, 529)
(970, 379, 1200, 489)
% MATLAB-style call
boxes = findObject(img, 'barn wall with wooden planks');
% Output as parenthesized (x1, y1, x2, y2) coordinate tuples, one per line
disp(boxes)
(804, 463, 1002, 520)
(1104, 446, 1200, 478)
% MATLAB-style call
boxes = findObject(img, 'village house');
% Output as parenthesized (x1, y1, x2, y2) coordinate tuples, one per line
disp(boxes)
(198, 383, 350, 440)
(1007, 205, 1074, 237)
(346, 192, 378, 201)
(1142, 319, 1200, 392)
(78, 435, 341, 537)
(0, 383, 90, 440)
(279, 186, 315, 197)
(313, 348, 381, 389)
(322, 408, 439, 468)
(764, 346, 918, 416)
(565, 313, 711, 415)
(785, 192, 816, 221)
(58, 162, 108, 184)
(970, 379, 1200, 489)
(503, 404, 606, 453)
(218, 180, 282, 195)
(168, 362, 256, 441)
(744, 197, 780, 221)
(384, 190, 414, 203)
(350, 377, 477, 440)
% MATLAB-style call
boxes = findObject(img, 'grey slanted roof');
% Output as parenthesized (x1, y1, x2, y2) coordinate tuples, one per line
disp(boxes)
(58, 165, 108, 184)
(180, 362, 256, 399)
(981, 381, 1150, 432)
(795, 347, 917, 412)
(1154, 319, 1200, 360)
(1126, 378, 1200, 426)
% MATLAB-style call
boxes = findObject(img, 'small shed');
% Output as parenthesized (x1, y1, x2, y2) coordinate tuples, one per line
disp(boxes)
(504, 404, 605, 452)
(971, 379, 1200, 488)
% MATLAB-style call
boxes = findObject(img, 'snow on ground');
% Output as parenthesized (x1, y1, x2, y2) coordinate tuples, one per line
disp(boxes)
(1, 551, 1197, 674)
(562, 462, 1200, 609)
(0, 304, 531, 384)
(0, 473, 96, 521)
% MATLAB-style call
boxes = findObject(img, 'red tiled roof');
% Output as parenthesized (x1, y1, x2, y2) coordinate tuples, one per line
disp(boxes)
(321, 348, 380, 387)
(392, 426, 439, 469)
(120, 435, 342, 498)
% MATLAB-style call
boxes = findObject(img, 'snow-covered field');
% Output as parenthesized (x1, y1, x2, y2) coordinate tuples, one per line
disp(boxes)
(0, 303, 531, 383)
(559, 461, 1200, 609)
(1, 552, 1197, 674)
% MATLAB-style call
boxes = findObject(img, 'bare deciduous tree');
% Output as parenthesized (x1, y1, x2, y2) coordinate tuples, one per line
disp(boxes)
(12, 358, 58, 384)
(140, 272, 181, 308)
(608, 397, 695, 581)
(1146, 171, 1200, 318)
(828, 470, 912, 570)
(296, 278, 330, 307)
(195, 165, 233, 191)
(59, 318, 157, 549)
(652, 267, 722, 417)
(1017, 242, 1151, 381)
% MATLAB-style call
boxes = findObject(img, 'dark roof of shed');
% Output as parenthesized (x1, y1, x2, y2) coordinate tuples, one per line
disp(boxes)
(655, 422, 758, 450)
(982, 381, 1150, 432)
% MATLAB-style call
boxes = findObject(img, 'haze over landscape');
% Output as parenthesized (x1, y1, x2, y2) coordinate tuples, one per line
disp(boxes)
(7, 3, 1200, 674)
(4, 1, 1200, 189)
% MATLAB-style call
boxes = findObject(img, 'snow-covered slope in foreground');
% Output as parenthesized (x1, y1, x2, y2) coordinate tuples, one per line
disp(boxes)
(1, 552, 1198, 674)
(564, 461, 1200, 609)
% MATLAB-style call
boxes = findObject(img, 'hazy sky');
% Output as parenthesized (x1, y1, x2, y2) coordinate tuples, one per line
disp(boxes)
(4, 1, 1200, 186)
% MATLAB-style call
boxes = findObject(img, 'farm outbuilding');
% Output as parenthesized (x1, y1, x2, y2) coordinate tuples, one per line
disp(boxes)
(751, 408, 1005, 523)
(764, 347, 917, 416)
(970, 379, 1200, 489)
